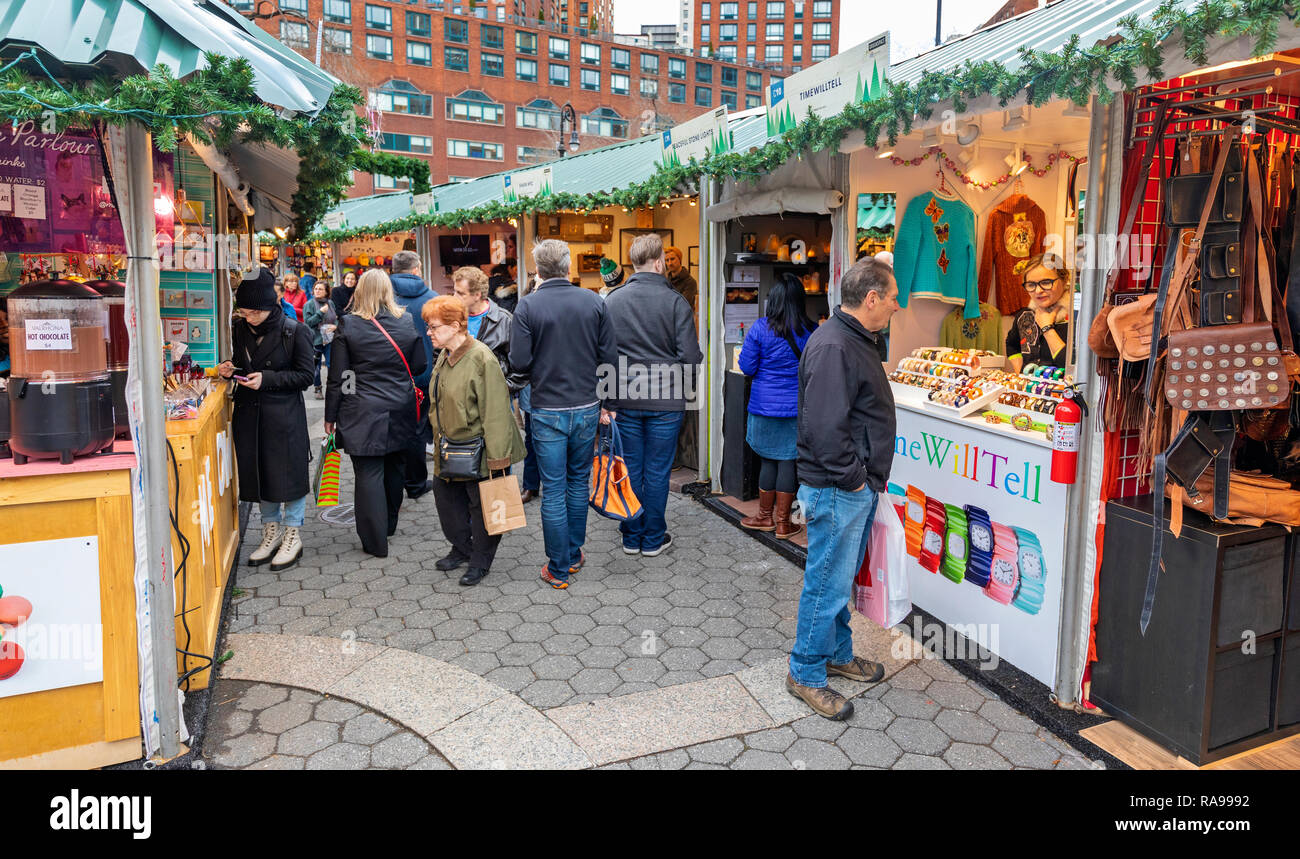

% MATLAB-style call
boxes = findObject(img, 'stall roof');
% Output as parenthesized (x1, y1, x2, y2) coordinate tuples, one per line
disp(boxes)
(889, 0, 1178, 87)
(329, 191, 416, 233)
(0, 0, 339, 117)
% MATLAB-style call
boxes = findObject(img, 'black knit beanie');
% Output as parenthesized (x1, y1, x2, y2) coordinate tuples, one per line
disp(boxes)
(236, 267, 278, 311)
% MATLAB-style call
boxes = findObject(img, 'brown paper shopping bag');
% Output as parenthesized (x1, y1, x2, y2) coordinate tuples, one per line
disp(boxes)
(478, 471, 527, 536)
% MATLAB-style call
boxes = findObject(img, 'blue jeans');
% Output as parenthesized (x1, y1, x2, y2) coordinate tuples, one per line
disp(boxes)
(789, 485, 878, 688)
(519, 387, 540, 492)
(531, 405, 600, 579)
(616, 409, 684, 552)
(260, 495, 309, 528)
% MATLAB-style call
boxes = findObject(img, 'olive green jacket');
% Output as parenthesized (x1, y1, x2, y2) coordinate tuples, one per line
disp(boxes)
(429, 337, 525, 479)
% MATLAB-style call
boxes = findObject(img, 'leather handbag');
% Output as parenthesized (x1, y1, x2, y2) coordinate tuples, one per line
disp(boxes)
(1106, 293, 1158, 362)
(433, 373, 485, 479)
(1174, 469, 1300, 528)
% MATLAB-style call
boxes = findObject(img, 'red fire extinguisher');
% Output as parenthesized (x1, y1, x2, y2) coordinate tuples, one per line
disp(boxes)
(1051, 388, 1083, 484)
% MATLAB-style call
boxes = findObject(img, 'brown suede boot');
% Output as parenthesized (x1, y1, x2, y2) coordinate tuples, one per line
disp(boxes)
(740, 489, 776, 531)
(786, 673, 854, 720)
(774, 491, 802, 540)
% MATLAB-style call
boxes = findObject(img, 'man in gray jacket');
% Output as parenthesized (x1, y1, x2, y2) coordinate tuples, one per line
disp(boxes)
(603, 233, 703, 557)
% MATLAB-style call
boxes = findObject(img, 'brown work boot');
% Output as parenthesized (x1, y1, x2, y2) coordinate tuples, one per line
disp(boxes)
(827, 656, 885, 684)
(786, 673, 854, 720)
(740, 489, 776, 531)
(774, 491, 802, 540)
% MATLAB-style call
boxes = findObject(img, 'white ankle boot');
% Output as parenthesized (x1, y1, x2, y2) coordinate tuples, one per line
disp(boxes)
(270, 526, 303, 571)
(248, 521, 283, 566)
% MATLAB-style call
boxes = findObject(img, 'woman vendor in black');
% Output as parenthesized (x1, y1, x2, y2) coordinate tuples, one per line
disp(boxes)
(1005, 254, 1071, 372)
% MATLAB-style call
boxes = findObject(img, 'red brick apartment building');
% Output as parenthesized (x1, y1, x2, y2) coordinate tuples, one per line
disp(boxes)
(691, 0, 839, 73)
(237, 0, 786, 195)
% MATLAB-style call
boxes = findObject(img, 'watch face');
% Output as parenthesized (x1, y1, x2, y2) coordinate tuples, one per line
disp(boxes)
(923, 530, 942, 555)
(971, 524, 991, 552)
(1019, 549, 1043, 581)
(992, 559, 1016, 586)
(907, 500, 924, 523)
(946, 532, 967, 559)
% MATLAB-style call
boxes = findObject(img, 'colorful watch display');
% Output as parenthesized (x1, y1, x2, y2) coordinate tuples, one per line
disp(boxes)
(1011, 527, 1047, 615)
(941, 504, 967, 583)
(964, 505, 994, 588)
(986, 523, 1019, 604)
(918, 498, 947, 573)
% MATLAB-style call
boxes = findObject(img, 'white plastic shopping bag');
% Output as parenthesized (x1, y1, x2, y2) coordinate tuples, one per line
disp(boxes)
(855, 492, 912, 628)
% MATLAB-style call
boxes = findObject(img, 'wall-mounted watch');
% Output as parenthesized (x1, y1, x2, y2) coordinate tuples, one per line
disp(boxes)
(918, 498, 946, 573)
(1011, 527, 1046, 615)
(941, 503, 967, 584)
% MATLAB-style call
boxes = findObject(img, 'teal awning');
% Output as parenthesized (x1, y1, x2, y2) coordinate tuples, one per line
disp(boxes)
(0, 0, 338, 116)
(325, 191, 415, 234)
(857, 194, 895, 231)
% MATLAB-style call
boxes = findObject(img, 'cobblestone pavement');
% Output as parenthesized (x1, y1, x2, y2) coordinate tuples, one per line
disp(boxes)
(208, 398, 1100, 770)
(205, 681, 451, 770)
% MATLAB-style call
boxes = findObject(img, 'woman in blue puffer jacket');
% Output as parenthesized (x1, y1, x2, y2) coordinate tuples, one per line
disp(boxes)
(737, 273, 815, 539)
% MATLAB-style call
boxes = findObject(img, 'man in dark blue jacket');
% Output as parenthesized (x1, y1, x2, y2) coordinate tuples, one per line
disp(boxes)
(390, 250, 435, 499)
(604, 233, 702, 558)
(788, 257, 899, 721)
(509, 239, 618, 589)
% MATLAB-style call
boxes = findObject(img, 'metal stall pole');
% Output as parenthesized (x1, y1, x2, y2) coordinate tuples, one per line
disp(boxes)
(125, 121, 182, 758)
(1054, 97, 1121, 706)
(705, 178, 726, 493)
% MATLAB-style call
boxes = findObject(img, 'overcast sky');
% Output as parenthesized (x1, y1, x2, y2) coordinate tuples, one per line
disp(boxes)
(614, 0, 1009, 63)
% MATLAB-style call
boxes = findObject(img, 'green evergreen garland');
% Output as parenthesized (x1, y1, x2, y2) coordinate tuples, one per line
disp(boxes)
(307, 0, 1300, 243)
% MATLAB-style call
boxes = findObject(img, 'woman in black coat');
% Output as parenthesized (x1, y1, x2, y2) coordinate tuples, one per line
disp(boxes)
(325, 269, 428, 557)
(217, 268, 315, 571)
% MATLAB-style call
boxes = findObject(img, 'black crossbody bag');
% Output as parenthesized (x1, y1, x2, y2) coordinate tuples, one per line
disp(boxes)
(433, 372, 485, 479)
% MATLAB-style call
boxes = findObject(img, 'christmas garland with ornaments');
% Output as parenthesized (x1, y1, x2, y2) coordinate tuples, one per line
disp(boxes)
(888, 148, 1088, 191)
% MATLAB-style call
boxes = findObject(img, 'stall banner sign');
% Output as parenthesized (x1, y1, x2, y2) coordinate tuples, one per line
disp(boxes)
(321, 211, 346, 231)
(766, 32, 890, 138)
(0, 537, 104, 699)
(660, 106, 730, 169)
(502, 166, 553, 203)
(412, 192, 434, 215)
(888, 406, 1065, 686)
(24, 318, 72, 351)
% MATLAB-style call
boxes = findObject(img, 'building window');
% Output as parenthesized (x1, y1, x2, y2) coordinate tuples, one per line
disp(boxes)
(406, 40, 432, 65)
(611, 73, 630, 95)
(793, 0, 805, 16)
(517, 99, 560, 130)
(717, 45, 736, 60)
(516, 98, 560, 130)
(380, 133, 433, 154)
(279, 0, 307, 15)
(516, 31, 537, 55)
(549, 63, 570, 86)
(746, 71, 762, 91)
(811, 43, 830, 61)
(793, 22, 803, 39)
(445, 46, 469, 71)
(766, 1, 785, 17)
(721, 1, 738, 18)
(481, 52, 504, 76)
(447, 90, 505, 124)
(445, 18, 469, 42)
(669, 57, 686, 79)
(721, 67, 737, 87)
(612, 48, 631, 70)
(765, 44, 784, 62)
(812, 22, 831, 39)
(549, 37, 570, 60)
(373, 80, 432, 115)
(517, 146, 551, 164)
(280, 21, 308, 49)
(448, 139, 505, 160)
(581, 43, 601, 65)
(765, 22, 784, 40)
(813, 0, 830, 16)
(695, 86, 712, 107)
(366, 34, 392, 60)
(746, 45, 755, 62)
(792, 43, 802, 62)
(720, 23, 737, 41)
(641, 53, 659, 74)
(701, 24, 710, 44)
(668, 82, 686, 103)
(745, 93, 762, 108)
(581, 68, 600, 91)
(482, 24, 504, 48)
(640, 78, 658, 98)
(373, 174, 408, 190)
(406, 11, 431, 36)
(516, 58, 538, 81)
(323, 27, 351, 54)
(323, 0, 350, 24)
(747, 1, 757, 19)
(581, 107, 628, 138)
(696, 62, 713, 83)
(746, 22, 756, 40)
(365, 4, 391, 30)
(497, 5, 505, 21)
(701, 2, 711, 18)
(721, 90, 737, 110)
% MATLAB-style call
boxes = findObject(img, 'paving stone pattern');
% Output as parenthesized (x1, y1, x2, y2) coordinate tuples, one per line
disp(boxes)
(205, 681, 452, 770)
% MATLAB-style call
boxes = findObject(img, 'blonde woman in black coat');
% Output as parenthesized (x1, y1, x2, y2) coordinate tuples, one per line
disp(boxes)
(325, 269, 428, 557)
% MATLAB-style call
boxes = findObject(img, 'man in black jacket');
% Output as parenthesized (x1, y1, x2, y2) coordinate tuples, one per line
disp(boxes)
(788, 257, 899, 720)
(604, 233, 702, 557)
(509, 239, 618, 589)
